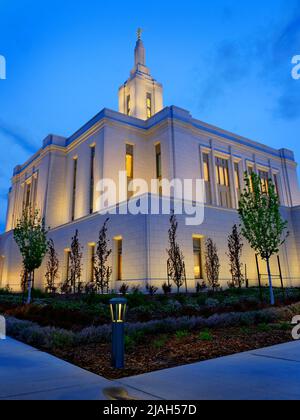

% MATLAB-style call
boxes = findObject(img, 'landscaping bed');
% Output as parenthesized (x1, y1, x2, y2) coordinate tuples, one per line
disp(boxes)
(1, 287, 300, 331)
(53, 324, 292, 380)
(3, 299, 299, 379)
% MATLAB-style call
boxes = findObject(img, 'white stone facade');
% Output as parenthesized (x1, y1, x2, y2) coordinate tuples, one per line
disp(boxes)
(0, 34, 300, 292)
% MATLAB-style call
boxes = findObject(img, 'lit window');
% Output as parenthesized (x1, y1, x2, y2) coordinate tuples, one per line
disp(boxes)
(146, 93, 152, 119)
(32, 174, 38, 211)
(23, 182, 31, 213)
(89, 147, 95, 214)
(126, 145, 134, 199)
(234, 162, 241, 201)
(116, 239, 123, 281)
(248, 166, 254, 191)
(203, 154, 212, 204)
(64, 250, 71, 283)
(89, 244, 95, 283)
(216, 157, 231, 208)
(274, 174, 280, 202)
(0, 256, 4, 286)
(234, 163, 240, 189)
(156, 144, 162, 196)
(127, 95, 131, 116)
(203, 155, 210, 182)
(71, 158, 78, 221)
(156, 144, 162, 179)
(193, 238, 203, 280)
(259, 170, 269, 194)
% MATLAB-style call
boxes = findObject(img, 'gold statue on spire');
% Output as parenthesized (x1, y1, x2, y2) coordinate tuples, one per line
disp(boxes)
(137, 28, 143, 41)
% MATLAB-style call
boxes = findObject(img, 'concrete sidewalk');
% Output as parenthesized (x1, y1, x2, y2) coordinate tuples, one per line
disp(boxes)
(0, 338, 155, 400)
(0, 338, 300, 400)
(119, 340, 300, 400)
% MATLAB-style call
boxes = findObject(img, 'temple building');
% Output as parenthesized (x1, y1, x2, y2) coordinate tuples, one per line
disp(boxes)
(0, 31, 300, 291)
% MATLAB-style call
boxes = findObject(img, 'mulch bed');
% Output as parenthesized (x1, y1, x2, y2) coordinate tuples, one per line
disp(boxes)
(52, 325, 292, 380)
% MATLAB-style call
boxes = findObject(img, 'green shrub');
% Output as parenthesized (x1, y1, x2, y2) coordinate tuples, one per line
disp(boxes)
(127, 291, 147, 308)
(31, 289, 48, 299)
(152, 335, 168, 350)
(257, 323, 272, 332)
(50, 330, 75, 348)
(0, 286, 12, 296)
(199, 329, 213, 341)
(125, 335, 135, 351)
(240, 326, 251, 335)
(270, 321, 291, 332)
(175, 330, 189, 339)
(223, 296, 240, 307)
(125, 330, 146, 351)
(205, 298, 220, 308)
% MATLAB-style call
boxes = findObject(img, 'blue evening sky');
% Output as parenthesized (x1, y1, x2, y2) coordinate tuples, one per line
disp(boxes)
(0, 0, 299, 231)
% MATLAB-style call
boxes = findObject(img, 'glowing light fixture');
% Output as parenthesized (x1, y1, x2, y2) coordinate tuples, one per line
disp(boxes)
(110, 298, 127, 323)
(109, 298, 128, 369)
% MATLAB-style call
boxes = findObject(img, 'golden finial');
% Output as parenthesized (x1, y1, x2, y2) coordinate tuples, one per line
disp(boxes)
(137, 28, 143, 41)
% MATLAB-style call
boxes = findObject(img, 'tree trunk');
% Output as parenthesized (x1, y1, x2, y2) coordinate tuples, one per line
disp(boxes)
(27, 271, 32, 305)
(266, 258, 275, 306)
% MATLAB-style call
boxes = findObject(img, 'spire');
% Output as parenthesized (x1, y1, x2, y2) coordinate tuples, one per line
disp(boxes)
(119, 29, 164, 120)
(134, 27, 145, 68)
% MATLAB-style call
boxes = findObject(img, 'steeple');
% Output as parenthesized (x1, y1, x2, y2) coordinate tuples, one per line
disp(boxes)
(134, 28, 146, 68)
(119, 29, 163, 120)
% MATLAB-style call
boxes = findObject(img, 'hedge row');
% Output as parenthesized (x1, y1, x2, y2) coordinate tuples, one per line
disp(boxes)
(5, 301, 300, 350)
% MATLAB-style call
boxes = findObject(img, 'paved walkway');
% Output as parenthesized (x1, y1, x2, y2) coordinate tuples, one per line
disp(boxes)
(0, 338, 299, 400)
(0, 338, 154, 400)
(119, 340, 300, 400)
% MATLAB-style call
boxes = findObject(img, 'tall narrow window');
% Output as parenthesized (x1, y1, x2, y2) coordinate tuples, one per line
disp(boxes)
(89, 244, 95, 283)
(146, 93, 152, 119)
(71, 158, 78, 221)
(234, 162, 241, 201)
(259, 170, 269, 194)
(89, 147, 95, 214)
(193, 238, 203, 280)
(116, 239, 123, 281)
(64, 250, 71, 282)
(248, 166, 254, 192)
(156, 144, 162, 195)
(127, 95, 131, 116)
(24, 182, 31, 212)
(32, 175, 38, 211)
(274, 174, 280, 203)
(0, 256, 4, 287)
(216, 158, 231, 208)
(126, 145, 134, 199)
(203, 154, 212, 204)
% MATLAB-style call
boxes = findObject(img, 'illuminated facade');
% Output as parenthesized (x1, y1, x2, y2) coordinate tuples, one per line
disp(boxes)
(0, 33, 300, 291)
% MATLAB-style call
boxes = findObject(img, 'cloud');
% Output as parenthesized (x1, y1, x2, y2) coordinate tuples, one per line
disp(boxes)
(268, 6, 300, 120)
(195, 38, 252, 112)
(195, 1, 300, 121)
(0, 121, 37, 154)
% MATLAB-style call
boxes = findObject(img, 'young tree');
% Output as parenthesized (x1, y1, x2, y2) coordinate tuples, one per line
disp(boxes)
(94, 219, 112, 294)
(205, 238, 220, 292)
(238, 172, 289, 305)
(45, 239, 59, 294)
(20, 265, 28, 303)
(227, 225, 244, 288)
(167, 214, 186, 294)
(14, 209, 48, 304)
(69, 230, 83, 294)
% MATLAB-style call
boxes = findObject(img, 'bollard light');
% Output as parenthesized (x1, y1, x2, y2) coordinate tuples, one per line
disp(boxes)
(109, 298, 127, 369)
